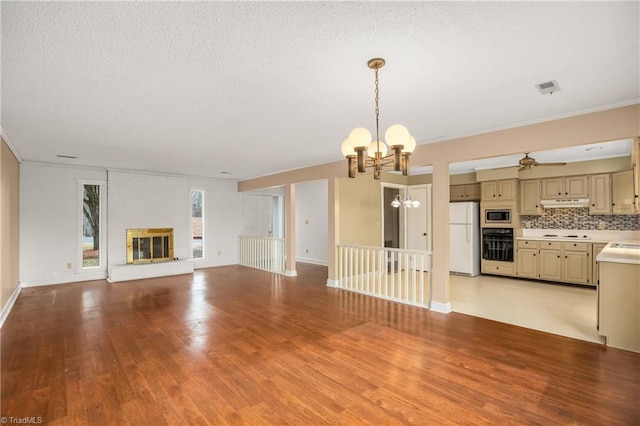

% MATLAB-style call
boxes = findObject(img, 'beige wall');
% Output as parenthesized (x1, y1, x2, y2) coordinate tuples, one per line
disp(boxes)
(1, 137, 20, 314)
(238, 104, 640, 307)
(336, 175, 382, 247)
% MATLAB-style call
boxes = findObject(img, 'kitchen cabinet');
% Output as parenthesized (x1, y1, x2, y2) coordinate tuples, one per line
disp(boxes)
(541, 176, 588, 200)
(592, 242, 607, 285)
(562, 242, 590, 285)
(450, 183, 481, 201)
(612, 170, 636, 214)
(539, 241, 563, 281)
(520, 180, 542, 215)
(516, 240, 539, 279)
(518, 239, 593, 286)
(597, 242, 640, 352)
(481, 179, 516, 201)
(481, 260, 515, 276)
(589, 174, 612, 215)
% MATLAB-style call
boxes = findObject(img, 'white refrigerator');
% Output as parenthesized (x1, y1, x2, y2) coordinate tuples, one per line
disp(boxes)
(449, 202, 481, 276)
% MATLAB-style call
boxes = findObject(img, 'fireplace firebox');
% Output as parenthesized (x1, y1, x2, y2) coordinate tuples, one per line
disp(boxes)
(126, 228, 174, 264)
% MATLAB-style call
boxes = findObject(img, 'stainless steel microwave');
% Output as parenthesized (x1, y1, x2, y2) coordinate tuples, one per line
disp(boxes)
(485, 209, 511, 223)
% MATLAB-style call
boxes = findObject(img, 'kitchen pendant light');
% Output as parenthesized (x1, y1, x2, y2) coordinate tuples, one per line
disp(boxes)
(340, 58, 416, 180)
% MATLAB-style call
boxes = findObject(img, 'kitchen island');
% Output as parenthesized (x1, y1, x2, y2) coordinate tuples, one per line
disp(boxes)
(596, 241, 640, 353)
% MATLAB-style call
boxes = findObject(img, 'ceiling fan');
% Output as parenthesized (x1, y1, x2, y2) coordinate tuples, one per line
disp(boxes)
(515, 153, 567, 171)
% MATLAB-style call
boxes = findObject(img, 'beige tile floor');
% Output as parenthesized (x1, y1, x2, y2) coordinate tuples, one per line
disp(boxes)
(450, 274, 604, 344)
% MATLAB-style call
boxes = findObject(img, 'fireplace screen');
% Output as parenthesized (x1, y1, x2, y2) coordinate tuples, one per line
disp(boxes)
(126, 228, 174, 264)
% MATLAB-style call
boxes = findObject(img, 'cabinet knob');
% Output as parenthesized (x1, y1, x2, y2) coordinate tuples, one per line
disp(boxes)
(557, 255, 560, 258)
(565, 256, 568, 258)
(533, 253, 536, 256)
(573, 243, 577, 246)
(565, 192, 568, 195)
(592, 204, 595, 207)
(558, 192, 562, 195)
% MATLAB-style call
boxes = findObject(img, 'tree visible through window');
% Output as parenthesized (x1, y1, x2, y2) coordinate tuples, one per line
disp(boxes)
(83, 184, 100, 267)
(192, 190, 204, 259)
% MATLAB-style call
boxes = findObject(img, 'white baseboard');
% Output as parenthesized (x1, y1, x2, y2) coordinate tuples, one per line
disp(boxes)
(0, 284, 22, 328)
(326, 279, 339, 288)
(21, 271, 107, 287)
(430, 301, 452, 314)
(285, 270, 297, 277)
(296, 257, 328, 266)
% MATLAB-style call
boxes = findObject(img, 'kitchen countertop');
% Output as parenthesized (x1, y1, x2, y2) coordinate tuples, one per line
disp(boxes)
(516, 235, 607, 243)
(596, 241, 640, 265)
(518, 229, 640, 244)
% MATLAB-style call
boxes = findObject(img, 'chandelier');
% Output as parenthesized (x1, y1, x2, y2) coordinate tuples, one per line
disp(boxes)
(391, 188, 420, 209)
(341, 58, 416, 180)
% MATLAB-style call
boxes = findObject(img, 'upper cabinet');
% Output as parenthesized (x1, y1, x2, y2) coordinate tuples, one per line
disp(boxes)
(481, 179, 516, 201)
(589, 174, 612, 215)
(520, 179, 542, 215)
(450, 183, 481, 201)
(541, 176, 589, 199)
(612, 170, 636, 214)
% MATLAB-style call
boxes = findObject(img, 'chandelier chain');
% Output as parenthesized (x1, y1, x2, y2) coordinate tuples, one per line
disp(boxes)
(374, 67, 380, 150)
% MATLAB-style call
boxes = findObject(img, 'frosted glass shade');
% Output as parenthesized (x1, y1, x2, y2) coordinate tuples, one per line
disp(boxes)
(402, 135, 416, 153)
(341, 138, 355, 156)
(367, 140, 388, 158)
(348, 127, 372, 148)
(385, 124, 409, 147)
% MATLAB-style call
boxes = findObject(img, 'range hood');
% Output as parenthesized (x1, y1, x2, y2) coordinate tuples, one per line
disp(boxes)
(540, 198, 590, 208)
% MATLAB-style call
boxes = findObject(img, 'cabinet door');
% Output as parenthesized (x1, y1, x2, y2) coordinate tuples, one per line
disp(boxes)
(497, 179, 516, 200)
(565, 176, 589, 198)
(517, 248, 538, 278)
(612, 170, 636, 214)
(563, 251, 590, 285)
(481, 181, 498, 200)
(465, 183, 481, 200)
(520, 180, 541, 215)
(541, 178, 563, 199)
(592, 243, 607, 285)
(450, 185, 466, 201)
(589, 174, 612, 215)
(539, 249, 562, 281)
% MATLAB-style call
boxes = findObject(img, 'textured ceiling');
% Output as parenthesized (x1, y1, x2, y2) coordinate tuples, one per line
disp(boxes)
(2, 1, 639, 180)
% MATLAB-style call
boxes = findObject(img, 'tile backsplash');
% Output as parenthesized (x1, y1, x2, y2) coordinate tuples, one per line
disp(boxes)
(521, 208, 640, 230)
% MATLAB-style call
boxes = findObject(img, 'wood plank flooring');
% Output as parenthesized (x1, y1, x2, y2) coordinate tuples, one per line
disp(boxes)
(2, 263, 639, 425)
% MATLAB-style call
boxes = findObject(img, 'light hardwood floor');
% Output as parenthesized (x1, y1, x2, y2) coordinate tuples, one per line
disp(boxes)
(450, 274, 603, 344)
(1, 263, 638, 425)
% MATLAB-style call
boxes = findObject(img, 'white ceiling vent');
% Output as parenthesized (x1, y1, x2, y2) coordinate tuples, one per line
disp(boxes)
(535, 80, 560, 95)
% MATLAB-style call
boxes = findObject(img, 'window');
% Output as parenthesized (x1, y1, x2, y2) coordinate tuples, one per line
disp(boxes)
(192, 190, 204, 259)
(82, 183, 101, 268)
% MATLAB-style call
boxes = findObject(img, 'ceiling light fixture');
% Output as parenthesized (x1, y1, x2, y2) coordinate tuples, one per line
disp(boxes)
(341, 58, 416, 180)
(391, 188, 420, 209)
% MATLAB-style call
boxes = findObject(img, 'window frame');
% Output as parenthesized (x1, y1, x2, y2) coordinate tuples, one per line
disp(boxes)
(77, 179, 106, 272)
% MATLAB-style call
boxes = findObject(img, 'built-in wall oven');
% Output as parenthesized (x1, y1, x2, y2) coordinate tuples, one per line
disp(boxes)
(482, 228, 514, 262)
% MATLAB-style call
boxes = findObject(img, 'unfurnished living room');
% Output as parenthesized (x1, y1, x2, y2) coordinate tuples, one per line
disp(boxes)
(1, 2, 639, 425)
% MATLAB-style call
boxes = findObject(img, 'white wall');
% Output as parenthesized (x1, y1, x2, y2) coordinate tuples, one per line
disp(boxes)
(189, 177, 243, 268)
(19, 163, 244, 286)
(20, 162, 108, 285)
(295, 180, 328, 265)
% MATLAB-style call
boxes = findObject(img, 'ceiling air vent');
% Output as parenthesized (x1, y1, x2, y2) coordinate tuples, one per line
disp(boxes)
(535, 80, 560, 95)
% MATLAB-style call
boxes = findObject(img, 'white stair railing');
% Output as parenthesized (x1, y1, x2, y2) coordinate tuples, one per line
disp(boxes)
(336, 244, 432, 309)
(238, 235, 286, 274)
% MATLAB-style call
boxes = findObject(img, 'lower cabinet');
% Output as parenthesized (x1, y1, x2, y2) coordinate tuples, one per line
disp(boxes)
(481, 260, 515, 276)
(517, 239, 593, 286)
(592, 243, 608, 285)
(516, 240, 539, 279)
